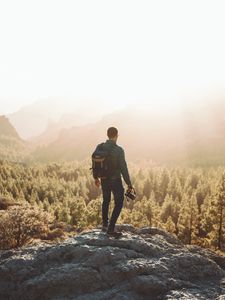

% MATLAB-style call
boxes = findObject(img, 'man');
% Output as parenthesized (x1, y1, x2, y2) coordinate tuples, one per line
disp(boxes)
(93, 127, 133, 237)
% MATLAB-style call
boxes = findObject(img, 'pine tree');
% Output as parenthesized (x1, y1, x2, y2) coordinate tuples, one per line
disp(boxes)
(86, 197, 102, 227)
(143, 179, 151, 199)
(69, 196, 87, 228)
(177, 193, 199, 244)
(164, 216, 176, 234)
(207, 175, 225, 250)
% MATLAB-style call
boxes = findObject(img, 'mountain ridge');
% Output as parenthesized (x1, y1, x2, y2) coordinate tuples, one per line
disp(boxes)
(0, 115, 21, 140)
(0, 115, 28, 162)
(31, 103, 225, 166)
(7, 97, 126, 139)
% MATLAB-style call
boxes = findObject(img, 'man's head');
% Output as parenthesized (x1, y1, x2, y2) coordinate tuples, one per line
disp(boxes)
(107, 127, 118, 142)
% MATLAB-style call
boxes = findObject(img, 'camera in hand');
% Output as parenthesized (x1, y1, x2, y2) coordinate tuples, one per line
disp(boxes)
(125, 187, 136, 201)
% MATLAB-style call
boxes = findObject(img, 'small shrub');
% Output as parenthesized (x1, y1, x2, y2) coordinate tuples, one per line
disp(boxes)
(0, 197, 18, 210)
(0, 203, 53, 249)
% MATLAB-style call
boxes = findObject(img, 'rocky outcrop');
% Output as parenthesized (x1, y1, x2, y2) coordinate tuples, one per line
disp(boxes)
(0, 224, 224, 300)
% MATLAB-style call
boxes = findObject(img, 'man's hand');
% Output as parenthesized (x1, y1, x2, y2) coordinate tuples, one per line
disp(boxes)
(95, 178, 101, 188)
(127, 185, 134, 193)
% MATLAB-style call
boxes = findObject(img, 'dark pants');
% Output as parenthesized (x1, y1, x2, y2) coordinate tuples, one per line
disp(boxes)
(101, 177, 124, 231)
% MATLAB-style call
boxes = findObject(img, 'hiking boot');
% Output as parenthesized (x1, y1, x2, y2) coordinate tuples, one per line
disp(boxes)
(106, 229, 122, 238)
(101, 225, 108, 232)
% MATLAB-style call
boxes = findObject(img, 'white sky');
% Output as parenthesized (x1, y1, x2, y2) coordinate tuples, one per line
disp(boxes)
(0, 0, 225, 114)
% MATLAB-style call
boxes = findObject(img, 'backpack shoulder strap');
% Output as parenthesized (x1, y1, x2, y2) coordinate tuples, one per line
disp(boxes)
(97, 142, 116, 153)
(99, 142, 105, 150)
(94, 142, 104, 151)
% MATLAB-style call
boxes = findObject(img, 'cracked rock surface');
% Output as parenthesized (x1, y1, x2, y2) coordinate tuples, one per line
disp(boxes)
(0, 224, 225, 300)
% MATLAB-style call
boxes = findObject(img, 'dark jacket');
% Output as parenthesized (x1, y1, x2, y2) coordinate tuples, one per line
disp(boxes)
(93, 139, 132, 186)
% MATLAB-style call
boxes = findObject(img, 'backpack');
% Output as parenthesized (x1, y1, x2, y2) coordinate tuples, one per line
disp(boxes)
(91, 143, 116, 179)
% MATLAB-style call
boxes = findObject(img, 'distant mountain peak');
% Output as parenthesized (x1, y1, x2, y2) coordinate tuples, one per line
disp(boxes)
(0, 115, 21, 140)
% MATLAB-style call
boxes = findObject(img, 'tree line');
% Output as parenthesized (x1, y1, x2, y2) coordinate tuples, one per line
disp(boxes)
(0, 160, 224, 251)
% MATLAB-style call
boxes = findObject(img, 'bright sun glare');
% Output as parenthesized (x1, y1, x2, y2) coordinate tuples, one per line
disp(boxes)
(0, 0, 225, 114)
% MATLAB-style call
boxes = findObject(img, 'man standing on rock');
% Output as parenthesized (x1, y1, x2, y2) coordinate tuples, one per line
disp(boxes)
(92, 127, 134, 238)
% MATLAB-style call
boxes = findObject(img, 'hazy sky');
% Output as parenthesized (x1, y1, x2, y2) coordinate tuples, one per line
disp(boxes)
(0, 0, 225, 114)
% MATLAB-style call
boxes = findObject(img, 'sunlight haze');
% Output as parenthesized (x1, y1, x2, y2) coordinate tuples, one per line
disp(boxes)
(0, 0, 225, 114)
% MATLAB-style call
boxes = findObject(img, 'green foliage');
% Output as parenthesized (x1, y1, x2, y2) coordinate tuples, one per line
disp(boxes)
(0, 203, 51, 249)
(0, 135, 29, 162)
(203, 175, 225, 250)
(0, 160, 224, 251)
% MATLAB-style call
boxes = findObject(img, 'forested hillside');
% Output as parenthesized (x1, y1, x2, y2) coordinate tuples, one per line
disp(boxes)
(0, 114, 224, 251)
(0, 160, 224, 251)
(0, 115, 29, 162)
(0, 115, 21, 139)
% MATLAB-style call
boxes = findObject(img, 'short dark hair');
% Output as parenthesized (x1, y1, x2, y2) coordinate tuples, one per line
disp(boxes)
(107, 127, 118, 138)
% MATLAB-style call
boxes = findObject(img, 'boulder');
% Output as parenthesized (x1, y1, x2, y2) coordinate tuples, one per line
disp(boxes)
(0, 225, 224, 300)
